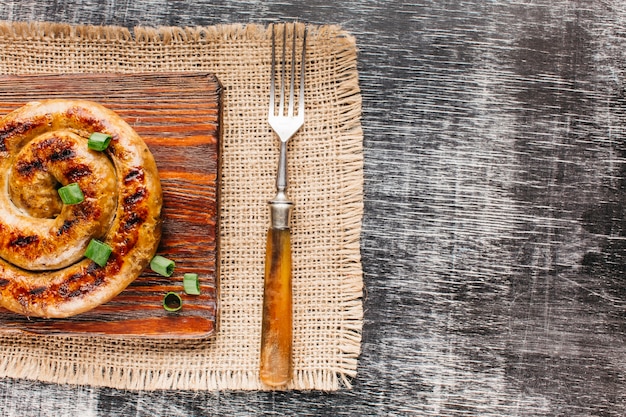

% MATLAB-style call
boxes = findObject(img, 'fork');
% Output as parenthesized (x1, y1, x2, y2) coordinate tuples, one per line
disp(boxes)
(259, 22, 306, 388)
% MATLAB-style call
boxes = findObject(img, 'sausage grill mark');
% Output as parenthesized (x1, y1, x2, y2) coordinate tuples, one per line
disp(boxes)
(57, 219, 76, 236)
(64, 164, 93, 182)
(122, 211, 145, 231)
(49, 147, 75, 161)
(28, 286, 46, 296)
(10, 235, 39, 248)
(124, 168, 144, 183)
(0, 117, 47, 153)
(124, 188, 147, 206)
(15, 158, 43, 176)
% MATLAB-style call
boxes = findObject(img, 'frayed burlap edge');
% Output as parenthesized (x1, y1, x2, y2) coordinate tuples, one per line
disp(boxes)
(0, 20, 314, 43)
(0, 21, 364, 391)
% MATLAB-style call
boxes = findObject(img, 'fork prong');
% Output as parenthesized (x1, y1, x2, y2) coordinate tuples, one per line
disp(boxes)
(299, 25, 307, 117)
(288, 23, 297, 117)
(279, 25, 287, 117)
(269, 24, 276, 118)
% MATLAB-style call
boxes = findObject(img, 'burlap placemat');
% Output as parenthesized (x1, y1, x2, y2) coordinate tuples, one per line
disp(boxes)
(0, 22, 363, 391)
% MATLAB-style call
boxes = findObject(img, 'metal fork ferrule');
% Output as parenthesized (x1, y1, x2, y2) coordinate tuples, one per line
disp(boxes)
(269, 192, 293, 229)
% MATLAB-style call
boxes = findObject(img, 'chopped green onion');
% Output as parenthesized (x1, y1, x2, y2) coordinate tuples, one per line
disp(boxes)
(85, 239, 112, 267)
(57, 182, 84, 205)
(88, 132, 112, 151)
(150, 255, 175, 277)
(163, 292, 182, 312)
(183, 273, 200, 295)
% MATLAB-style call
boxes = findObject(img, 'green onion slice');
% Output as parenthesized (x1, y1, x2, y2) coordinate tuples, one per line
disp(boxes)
(163, 292, 182, 312)
(150, 255, 175, 277)
(88, 132, 112, 151)
(183, 273, 200, 295)
(85, 239, 112, 267)
(58, 182, 84, 205)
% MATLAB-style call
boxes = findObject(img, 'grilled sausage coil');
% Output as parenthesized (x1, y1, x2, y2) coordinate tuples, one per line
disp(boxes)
(0, 99, 162, 318)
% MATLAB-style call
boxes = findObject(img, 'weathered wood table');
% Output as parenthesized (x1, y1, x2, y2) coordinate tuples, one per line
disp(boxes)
(0, 1, 625, 415)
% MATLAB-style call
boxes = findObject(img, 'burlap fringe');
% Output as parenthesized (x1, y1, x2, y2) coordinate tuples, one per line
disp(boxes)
(0, 21, 314, 44)
(0, 21, 363, 392)
(330, 40, 364, 391)
(1, 357, 360, 392)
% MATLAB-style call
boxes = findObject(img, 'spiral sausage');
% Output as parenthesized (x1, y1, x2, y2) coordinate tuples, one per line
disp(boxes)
(0, 99, 162, 318)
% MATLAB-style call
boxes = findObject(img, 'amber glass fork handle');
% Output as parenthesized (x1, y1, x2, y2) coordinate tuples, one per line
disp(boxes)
(260, 197, 293, 387)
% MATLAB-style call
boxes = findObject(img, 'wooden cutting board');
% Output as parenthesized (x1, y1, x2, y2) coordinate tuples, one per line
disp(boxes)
(0, 72, 220, 339)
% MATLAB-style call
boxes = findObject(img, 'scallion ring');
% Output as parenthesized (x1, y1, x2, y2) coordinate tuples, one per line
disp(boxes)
(183, 273, 200, 295)
(163, 292, 182, 312)
(57, 182, 84, 205)
(88, 132, 112, 151)
(150, 255, 175, 277)
(84, 239, 113, 267)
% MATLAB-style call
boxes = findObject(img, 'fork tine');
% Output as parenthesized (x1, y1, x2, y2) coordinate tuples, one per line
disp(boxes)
(269, 24, 276, 118)
(288, 23, 297, 117)
(279, 25, 287, 117)
(299, 25, 307, 117)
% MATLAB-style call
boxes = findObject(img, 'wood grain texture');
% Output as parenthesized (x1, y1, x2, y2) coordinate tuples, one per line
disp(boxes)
(0, 0, 625, 416)
(0, 73, 220, 338)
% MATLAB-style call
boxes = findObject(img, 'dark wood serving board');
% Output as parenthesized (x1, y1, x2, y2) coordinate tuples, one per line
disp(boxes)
(0, 72, 221, 339)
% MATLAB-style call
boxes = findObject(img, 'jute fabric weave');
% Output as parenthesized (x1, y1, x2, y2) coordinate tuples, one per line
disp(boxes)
(0, 22, 363, 391)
